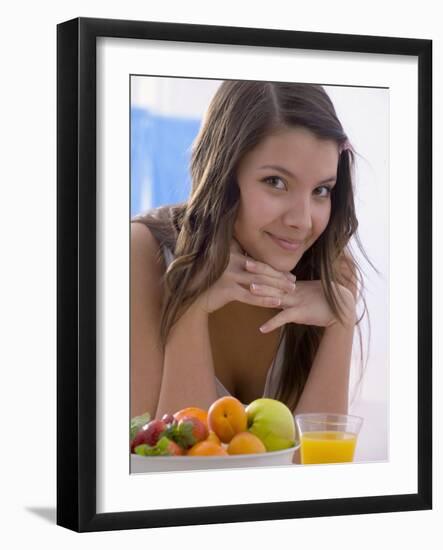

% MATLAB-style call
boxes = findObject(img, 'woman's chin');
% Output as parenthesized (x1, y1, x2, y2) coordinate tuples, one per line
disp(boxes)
(257, 253, 298, 274)
(242, 245, 299, 274)
(273, 260, 298, 274)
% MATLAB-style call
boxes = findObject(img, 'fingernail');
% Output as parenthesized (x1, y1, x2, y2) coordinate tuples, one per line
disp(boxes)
(246, 260, 256, 269)
(251, 283, 260, 291)
(288, 273, 296, 282)
(259, 325, 268, 333)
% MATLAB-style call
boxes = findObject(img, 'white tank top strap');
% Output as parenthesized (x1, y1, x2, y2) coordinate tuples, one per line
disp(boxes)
(162, 245, 175, 268)
(262, 331, 285, 398)
(215, 377, 233, 398)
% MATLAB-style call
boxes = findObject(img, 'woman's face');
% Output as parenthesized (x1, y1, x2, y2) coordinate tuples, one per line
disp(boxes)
(233, 126, 340, 273)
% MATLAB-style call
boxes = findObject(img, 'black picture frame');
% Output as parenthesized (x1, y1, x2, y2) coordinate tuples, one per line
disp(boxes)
(57, 16, 432, 532)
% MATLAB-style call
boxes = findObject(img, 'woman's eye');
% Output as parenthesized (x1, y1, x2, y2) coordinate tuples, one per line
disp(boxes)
(314, 185, 333, 198)
(262, 176, 286, 190)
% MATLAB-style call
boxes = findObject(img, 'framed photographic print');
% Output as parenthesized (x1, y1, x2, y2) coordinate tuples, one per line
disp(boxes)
(57, 17, 432, 532)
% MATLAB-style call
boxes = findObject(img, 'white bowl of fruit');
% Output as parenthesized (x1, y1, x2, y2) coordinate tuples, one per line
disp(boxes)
(130, 397, 300, 473)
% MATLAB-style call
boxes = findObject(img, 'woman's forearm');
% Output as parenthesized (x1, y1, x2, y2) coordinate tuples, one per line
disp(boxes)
(155, 300, 219, 418)
(294, 313, 356, 416)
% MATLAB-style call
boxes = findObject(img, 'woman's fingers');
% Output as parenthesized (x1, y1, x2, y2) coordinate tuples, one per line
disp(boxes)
(250, 282, 296, 304)
(229, 246, 296, 284)
(227, 244, 297, 307)
(235, 286, 283, 308)
(234, 263, 296, 293)
(259, 309, 296, 333)
(245, 258, 296, 283)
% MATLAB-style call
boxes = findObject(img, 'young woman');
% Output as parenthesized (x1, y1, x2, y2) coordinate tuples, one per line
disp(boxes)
(130, 80, 374, 420)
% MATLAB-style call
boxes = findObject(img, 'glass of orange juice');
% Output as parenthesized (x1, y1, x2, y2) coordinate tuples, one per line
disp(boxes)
(295, 413, 363, 465)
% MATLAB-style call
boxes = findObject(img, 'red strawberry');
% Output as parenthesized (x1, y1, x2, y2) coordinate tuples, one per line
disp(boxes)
(177, 416, 209, 448)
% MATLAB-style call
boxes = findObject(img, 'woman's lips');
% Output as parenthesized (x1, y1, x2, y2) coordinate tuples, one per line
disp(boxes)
(266, 232, 303, 252)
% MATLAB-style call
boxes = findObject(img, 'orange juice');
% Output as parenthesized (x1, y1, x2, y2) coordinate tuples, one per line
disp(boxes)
(300, 431, 357, 464)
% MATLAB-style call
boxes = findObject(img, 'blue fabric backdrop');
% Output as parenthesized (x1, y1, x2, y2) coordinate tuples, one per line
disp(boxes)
(131, 107, 201, 216)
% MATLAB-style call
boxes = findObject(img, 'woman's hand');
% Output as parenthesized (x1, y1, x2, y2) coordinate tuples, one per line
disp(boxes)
(248, 276, 356, 332)
(194, 239, 297, 314)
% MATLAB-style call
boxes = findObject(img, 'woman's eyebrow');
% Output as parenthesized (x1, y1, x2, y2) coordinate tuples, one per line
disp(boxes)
(258, 164, 336, 185)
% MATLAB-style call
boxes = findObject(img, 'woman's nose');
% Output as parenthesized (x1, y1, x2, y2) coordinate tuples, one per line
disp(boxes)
(281, 196, 313, 233)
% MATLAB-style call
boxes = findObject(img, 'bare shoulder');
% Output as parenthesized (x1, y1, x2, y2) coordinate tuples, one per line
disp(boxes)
(131, 221, 166, 277)
(131, 221, 159, 254)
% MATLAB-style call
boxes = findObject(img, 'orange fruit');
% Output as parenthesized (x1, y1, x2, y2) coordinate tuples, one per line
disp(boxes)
(207, 396, 247, 444)
(187, 441, 229, 457)
(173, 407, 208, 427)
(206, 430, 221, 446)
(227, 432, 267, 455)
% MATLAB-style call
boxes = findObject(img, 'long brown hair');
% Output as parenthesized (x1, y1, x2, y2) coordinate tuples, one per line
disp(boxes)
(134, 80, 379, 411)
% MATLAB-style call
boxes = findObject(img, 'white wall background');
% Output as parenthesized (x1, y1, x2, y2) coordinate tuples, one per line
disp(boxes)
(132, 75, 222, 117)
(0, 0, 440, 547)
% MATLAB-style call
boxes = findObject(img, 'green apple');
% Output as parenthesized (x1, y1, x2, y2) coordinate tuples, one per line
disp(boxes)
(246, 398, 296, 452)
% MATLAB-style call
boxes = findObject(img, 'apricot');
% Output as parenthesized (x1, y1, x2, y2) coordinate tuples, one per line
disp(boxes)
(227, 432, 267, 455)
(187, 441, 229, 456)
(173, 407, 208, 427)
(206, 430, 221, 446)
(207, 396, 248, 444)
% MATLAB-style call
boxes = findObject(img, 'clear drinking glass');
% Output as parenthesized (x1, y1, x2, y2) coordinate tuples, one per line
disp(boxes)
(295, 413, 363, 465)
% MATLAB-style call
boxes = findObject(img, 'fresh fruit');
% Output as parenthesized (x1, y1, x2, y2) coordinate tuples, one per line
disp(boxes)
(177, 416, 209, 445)
(131, 427, 148, 453)
(144, 419, 168, 446)
(131, 398, 297, 458)
(246, 398, 296, 452)
(130, 418, 168, 452)
(161, 413, 176, 426)
(130, 423, 154, 452)
(227, 431, 267, 455)
(173, 407, 208, 426)
(207, 396, 248, 444)
(130, 411, 151, 440)
(157, 416, 208, 450)
(135, 436, 185, 457)
(187, 441, 229, 456)
(206, 430, 221, 445)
